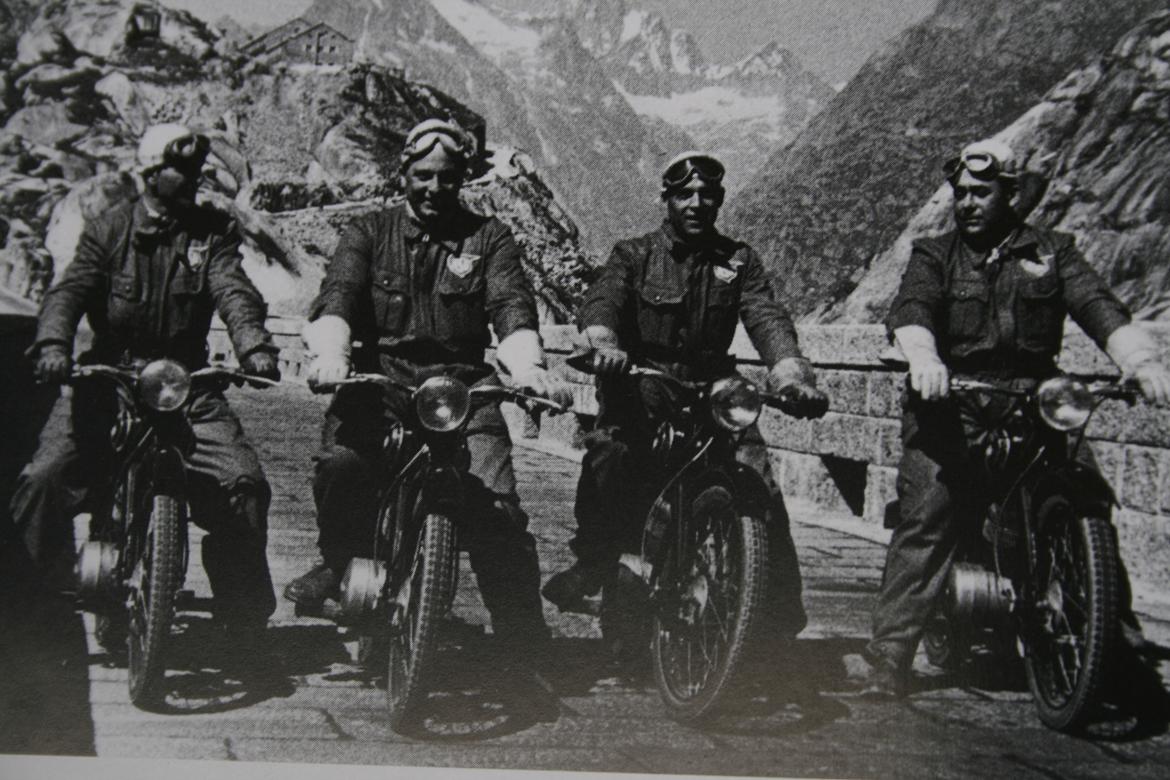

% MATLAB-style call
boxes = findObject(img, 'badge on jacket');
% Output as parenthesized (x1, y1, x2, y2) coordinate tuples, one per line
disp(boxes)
(1019, 252, 1054, 278)
(186, 239, 210, 270)
(447, 253, 479, 279)
(713, 257, 743, 284)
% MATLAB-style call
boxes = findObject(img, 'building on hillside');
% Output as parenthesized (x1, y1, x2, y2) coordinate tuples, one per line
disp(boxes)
(242, 20, 354, 66)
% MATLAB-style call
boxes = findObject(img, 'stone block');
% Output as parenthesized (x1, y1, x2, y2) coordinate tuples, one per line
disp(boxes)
(767, 449, 853, 515)
(866, 371, 905, 419)
(810, 412, 876, 461)
(1085, 398, 1130, 441)
(1113, 508, 1170, 597)
(1086, 439, 1123, 489)
(818, 369, 868, 416)
(832, 324, 889, 366)
(758, 407, 814, 452)
(1121, 446, 1163, 514)
(1117, 403, 1170, 449)
(793, 325, 843, 365)
(864, 465, 898, 527)
(873, 419, 903, 467)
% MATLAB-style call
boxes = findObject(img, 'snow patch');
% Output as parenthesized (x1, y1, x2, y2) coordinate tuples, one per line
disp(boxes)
(429, 0, 541, 67)
(613, 82, 781, 127)
(620, 10, 648, 44)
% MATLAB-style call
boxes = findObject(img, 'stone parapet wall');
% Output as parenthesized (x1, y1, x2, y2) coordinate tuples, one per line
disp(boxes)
(211, 318, 1170, 594)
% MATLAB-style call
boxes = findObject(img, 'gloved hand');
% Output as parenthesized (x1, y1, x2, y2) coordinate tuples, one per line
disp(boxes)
(512, 366, 574, 411)
(1131, 361, 1170, 406)
(908, 355, 949, 401)
(241, 350, 280, 381)
(303, 315, 352, 390)
(776, 382, 829, 419)
(592, 346, 631, 377)
(34, 344, 72, 384)
(306, 355, 350, 390)
(767, 357, 828, 419)
(893, 325, 949, 401)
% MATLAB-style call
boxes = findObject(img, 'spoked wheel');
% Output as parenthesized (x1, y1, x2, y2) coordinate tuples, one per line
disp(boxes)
(127, 494, 185, 708)
(1022, 504, 1119, 733)
(386, 513, 457, 732)
(651, 486, 767, 723)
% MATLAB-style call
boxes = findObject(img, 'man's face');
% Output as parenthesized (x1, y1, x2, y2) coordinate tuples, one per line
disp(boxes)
(148, 164, 201, 211)
(665, 178, 722, 241)
(401, 145, 464, 222)
(951, 170, 1012, 240)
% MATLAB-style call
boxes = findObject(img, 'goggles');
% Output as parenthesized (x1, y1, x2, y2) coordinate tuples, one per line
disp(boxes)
(161, 133, 210, 173)
(662, 155, 725, 190)
(401, 122, 473, 167)
(943, 150, 1016, 182)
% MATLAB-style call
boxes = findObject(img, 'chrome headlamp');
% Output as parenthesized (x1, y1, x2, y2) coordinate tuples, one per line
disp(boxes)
(709, 376, 762, 432)
(414, 376, 471, 432)
(138, 359, 191, 412)
(1036, 376, 1094, 431)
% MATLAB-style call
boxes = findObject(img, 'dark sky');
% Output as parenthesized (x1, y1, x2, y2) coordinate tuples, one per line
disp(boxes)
(160, 0, 937, 84)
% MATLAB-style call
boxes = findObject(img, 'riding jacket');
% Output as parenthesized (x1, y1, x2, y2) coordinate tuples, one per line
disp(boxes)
(886, 224, 1130, 377)
(34, 198, 273, 368)
(578, 221, 802, 378)
(310, 202, 537, 369)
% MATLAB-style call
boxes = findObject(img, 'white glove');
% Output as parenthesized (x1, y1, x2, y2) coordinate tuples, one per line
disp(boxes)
(894, 325, 949, 401)
(303, 315, 352, 389)
(497, 328, 573, 408)
(1106, 324, 1170, 405)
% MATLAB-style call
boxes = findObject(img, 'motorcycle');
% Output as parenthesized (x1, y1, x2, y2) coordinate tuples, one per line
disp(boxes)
(72, 359, 279, 708)
(561, 352, 823, 723)
(884, 354, 1140, 732)
(314, 371, 566, 732)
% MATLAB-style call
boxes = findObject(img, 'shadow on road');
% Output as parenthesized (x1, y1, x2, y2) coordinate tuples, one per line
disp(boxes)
(0, 583, 96, 756)
(90, 615, 348, 715)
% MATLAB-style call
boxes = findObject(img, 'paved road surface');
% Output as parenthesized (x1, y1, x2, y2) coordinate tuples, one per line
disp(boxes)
(4, 383, 1170, 779)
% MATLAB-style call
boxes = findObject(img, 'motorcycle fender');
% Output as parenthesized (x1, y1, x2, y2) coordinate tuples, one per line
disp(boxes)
(417, 465, 463, 519)
(1031, 461, 1117, 519)
(726, 463, 773, 519)
(147, 444, 187, 498)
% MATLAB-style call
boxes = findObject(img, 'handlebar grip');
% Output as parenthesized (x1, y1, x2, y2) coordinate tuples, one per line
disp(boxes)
(565, 350, 596, 374)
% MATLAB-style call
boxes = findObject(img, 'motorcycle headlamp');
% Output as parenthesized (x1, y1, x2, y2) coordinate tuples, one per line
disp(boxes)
(709, 376, 762, 432)
(414, 376, 471, 433)
(1036, 376, 1094, 431)
(138, 359, 191, 412)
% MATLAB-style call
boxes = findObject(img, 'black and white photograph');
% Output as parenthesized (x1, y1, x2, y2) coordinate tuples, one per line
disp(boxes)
(3, 1, 1170, 778)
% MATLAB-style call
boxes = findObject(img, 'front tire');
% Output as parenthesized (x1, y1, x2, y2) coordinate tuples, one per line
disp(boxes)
(386, 513, 457, 732)
(127, 494, 184, 708)
(651, 486, 767, 723)
(1023, 507, 1119, 733)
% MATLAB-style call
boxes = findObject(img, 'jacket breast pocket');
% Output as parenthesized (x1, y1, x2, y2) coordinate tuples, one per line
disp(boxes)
(107, 272, 141, 325)
(1017, 274, 1063, 353)
(945, 278, 990, 341)
(705, 279, 740, 346)
(637, 283, 686, 348)
(371, 273, 411, 335)
(169, 267, 210, 333)
(435, 273, 486, 342)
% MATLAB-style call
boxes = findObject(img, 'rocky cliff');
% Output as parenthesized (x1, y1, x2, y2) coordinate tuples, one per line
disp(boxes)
(0, 0, 595, 322)
(726, 0, 1170, 319)
(300, 0, 683, 255)
(559, 0, 834, 193)
(835, 10, 1170, 324)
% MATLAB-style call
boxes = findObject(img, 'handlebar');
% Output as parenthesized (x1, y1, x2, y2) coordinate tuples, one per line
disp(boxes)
(310, 373, 569, 415)
(73, 363, 281, 390)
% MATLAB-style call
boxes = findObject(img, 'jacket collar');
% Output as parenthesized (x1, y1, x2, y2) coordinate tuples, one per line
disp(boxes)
(400, 201, 469, 254)
(657, 220, 732, 262)
(959, 221, 1039, 268)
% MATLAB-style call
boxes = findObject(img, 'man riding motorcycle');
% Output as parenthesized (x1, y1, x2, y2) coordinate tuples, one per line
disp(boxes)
(864, 139, 1170, 697)
(541, 151, 828, 640)
(9, 123, 281, 643)
(284, 119, 568, 684)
